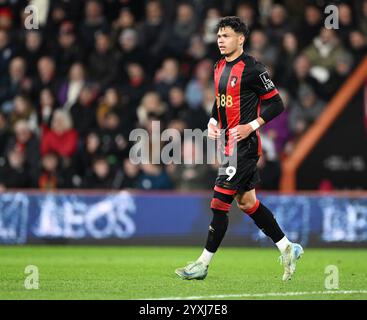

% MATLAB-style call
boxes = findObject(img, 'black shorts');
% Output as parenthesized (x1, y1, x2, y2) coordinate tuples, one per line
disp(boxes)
(214, 155, 260, 194)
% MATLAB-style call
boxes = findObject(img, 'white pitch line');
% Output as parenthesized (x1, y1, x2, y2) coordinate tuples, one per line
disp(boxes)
(142, 290, 367, 300)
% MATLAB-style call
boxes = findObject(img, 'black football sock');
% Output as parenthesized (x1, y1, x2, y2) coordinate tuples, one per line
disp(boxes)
(205, 209, 229, 253)
(204, 191, 233, 253)
(247, 202, 285, 243)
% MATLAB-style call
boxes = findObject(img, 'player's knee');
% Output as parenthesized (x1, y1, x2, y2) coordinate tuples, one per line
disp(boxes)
(237, 198, 259, 214)
(236, 201, 252, 212)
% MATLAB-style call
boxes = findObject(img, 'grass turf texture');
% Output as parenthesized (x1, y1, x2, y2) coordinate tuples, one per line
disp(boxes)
(0, 246, 366, 300)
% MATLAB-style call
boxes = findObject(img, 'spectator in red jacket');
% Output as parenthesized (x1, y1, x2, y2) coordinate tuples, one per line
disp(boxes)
(41, 109, 78, 159)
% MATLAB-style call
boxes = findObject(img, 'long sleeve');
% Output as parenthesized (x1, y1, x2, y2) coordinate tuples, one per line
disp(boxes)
(246, 62, 284, 123)
(211, 100, 218, 121)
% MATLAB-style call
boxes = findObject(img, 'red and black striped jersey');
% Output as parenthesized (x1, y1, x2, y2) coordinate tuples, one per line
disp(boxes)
(211, 53, 279, 156)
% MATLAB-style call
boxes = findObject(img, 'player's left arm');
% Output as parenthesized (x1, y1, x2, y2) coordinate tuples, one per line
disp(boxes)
(233, 63, 284, 141)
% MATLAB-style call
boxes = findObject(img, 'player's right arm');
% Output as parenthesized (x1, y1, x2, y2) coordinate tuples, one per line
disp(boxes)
(208, 101, 221, 140)
(208, 59, 222, 140)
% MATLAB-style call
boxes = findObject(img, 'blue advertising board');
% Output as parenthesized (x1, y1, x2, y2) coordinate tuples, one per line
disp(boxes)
(0, 191, 366, 246)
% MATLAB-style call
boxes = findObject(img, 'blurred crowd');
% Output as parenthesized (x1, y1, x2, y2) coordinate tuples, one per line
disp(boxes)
(0, 0, 366, 191)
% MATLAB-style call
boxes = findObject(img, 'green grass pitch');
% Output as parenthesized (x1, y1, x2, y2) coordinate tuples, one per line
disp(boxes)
(0, 246, 366, 300)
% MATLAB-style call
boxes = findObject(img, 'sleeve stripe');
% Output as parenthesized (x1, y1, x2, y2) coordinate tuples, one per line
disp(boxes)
(261, 89, 279, 100)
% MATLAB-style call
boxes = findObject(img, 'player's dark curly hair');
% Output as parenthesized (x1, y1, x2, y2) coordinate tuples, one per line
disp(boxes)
(216, 16, 250, 38)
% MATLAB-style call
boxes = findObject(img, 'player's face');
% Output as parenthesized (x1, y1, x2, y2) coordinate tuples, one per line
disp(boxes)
(217, 27, 244, 56)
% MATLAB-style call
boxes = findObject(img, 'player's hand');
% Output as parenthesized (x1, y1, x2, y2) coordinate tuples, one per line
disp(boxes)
(230, 124, 253, 142)
(208, 123, 221, 140)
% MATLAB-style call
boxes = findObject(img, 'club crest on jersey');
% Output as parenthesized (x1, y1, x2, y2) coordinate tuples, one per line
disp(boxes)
(230, 76, 238, 88)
